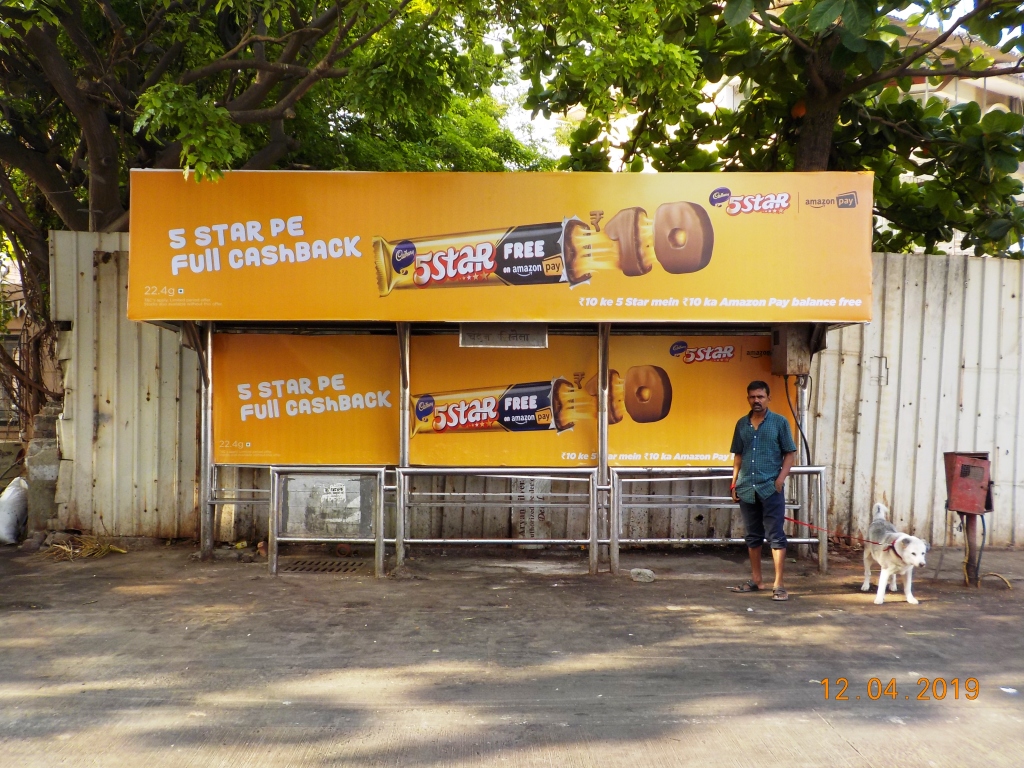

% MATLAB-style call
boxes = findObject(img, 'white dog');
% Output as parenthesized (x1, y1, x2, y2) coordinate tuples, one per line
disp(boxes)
(861, 503, 928, 605)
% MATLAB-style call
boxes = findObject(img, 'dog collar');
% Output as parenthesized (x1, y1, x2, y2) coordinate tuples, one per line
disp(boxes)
(885, 539, 905, 564)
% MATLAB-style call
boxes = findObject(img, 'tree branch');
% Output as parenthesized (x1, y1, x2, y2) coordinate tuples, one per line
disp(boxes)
(139, 41, 186, 92)
(752, 11, 814, 56)
(221, 5, 344, 112)
(851, 61, 1024, 94)
(0, 341, 60, 400)
(62, 0, 108, 79)
(101, 209, 130, 233)
(852, 1, 1002, 92)
(0, 167, 48, 269)
(0, 134, 88, 231)
(180, 58, 318, 86)
(22, 24, 124, 228)
(227, 67, 351, 123)
(329, 1, 414, 66)
(96, 0, 126, 34)
(240, 120, 300, 169)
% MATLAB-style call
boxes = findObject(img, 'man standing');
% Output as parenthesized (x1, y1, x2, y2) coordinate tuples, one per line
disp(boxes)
(728, 380, 797, 601)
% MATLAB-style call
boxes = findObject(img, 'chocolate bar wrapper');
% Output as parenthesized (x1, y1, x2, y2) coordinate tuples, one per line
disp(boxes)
(375, 223, 568, 296)
(412, 380, 574, 436)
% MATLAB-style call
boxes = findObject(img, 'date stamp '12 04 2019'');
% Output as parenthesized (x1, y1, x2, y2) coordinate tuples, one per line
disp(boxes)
(820, 678, 979, 701)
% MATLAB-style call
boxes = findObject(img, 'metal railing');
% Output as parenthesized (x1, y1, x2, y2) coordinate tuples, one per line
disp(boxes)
(269, 466, 390, 577)
(611, 466, 828, 573)
(263, 464, 828, 578)
(396, 467, 603, 572)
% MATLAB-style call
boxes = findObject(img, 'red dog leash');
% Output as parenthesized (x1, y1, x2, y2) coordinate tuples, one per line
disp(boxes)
(784, 515, 886, 548)
(785, 516, 906, 563)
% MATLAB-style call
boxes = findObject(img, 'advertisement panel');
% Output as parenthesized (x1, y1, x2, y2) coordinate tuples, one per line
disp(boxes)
(212, 334, 399, 465)
(409, 335, 598, 467)
(128, 170, 872, 323)
(608, 335, 797, 467)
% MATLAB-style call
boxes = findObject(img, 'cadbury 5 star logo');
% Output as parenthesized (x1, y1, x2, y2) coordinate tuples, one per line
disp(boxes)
(708, 187, 791, 215)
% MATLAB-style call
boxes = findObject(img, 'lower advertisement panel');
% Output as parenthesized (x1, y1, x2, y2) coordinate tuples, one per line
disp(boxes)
(212, 333, 400, 465)
(212, 331, 796, 467)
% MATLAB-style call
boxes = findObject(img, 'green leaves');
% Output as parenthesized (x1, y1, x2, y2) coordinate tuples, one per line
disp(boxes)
(840, 0, 874, 37)
(808, 0, 846, 32)
(504, 0, 703, 170)
(723, 0, 754, 27)
(135, 81, 247, 180)
(981, 109, 1024, 134)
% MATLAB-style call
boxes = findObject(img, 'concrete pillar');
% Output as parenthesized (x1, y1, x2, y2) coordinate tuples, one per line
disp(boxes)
(25, 404, 61, 531)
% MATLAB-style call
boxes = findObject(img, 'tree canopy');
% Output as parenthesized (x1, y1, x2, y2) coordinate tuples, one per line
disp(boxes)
(0, 0, 550, 417)
(3, 0, 1024, 420)
(508, 0, 1024, 256)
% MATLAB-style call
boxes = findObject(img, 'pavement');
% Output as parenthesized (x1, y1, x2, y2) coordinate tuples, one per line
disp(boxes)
(1, 541, 1023, 767)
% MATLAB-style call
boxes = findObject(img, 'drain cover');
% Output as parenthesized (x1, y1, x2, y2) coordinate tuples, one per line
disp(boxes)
(279, 558, 368, 574)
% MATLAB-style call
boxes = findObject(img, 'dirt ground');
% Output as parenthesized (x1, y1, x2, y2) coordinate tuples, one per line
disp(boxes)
(1, 541, 1022, 767)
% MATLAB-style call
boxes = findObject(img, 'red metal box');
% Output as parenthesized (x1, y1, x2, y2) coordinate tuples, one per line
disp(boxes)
(943, 452, 991, 515)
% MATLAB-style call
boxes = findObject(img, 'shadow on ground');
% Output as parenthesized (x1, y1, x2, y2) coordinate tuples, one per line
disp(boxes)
(1, 544, 1021, 766)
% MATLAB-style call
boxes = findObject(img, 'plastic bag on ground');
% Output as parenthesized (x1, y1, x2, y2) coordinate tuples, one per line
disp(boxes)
(0, 477, 28, 545)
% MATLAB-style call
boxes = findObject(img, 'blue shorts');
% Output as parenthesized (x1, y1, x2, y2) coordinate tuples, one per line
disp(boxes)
(739, 491, 787, 550)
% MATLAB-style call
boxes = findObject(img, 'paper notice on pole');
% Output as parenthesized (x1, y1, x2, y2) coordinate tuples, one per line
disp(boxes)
(512, 477, 551, 548)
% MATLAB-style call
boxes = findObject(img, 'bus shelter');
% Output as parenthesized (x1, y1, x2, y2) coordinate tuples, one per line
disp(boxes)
(127, 170, 873, 576)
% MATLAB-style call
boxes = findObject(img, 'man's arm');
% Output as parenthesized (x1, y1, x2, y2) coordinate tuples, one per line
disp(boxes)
(775, 450, 796, 494)
(731, 453, 742, 502)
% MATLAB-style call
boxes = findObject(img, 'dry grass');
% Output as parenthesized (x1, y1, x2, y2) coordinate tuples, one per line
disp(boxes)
(43, 535, 128, 562)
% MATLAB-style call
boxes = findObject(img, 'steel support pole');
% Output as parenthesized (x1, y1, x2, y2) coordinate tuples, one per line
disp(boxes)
(269, 470, 279, 575)
(396, 322, 410, 567)
(595, 323, 610, 574)
(610, 471, 620, 575)
(375, 468, 385, 578)
(796, 374, 810, 559)
(588, 474, 598, 573)
(817, 469, 828, 574)
(199, 321, 215, 560)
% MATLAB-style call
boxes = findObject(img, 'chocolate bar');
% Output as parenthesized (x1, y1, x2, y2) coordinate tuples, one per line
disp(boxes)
(412, 379, 590, 435)
(375, 223, 573, 296)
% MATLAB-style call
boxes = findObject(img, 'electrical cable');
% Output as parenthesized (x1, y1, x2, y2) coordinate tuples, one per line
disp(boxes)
(957, 513, 1011, 589)
(977, 514, 985, 586)
(784, 375, 812, 463)
(0, 455, 23, 483)
(962, 520, 970, 586)
(976, 516, 1012, 588)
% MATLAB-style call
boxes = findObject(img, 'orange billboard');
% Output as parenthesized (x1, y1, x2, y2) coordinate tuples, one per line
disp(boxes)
(212, 332, 795, 468)
(212, 334, 399, 465)
(128, 171, 872, 323)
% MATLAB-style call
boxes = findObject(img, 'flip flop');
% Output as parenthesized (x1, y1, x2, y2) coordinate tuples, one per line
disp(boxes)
(728, 580, 762, 593)
(772, 588, 789, 601)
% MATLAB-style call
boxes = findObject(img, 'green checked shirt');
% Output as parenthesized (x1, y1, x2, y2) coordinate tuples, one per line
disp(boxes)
(730, 409, 797, 503)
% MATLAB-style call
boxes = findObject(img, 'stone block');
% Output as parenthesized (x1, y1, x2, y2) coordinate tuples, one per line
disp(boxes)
(25, 438, 59, 533)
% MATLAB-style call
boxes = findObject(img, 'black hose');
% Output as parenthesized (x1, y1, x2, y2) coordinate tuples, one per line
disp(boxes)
(0, 456, 23, 483)
(977, 515, 986, 587)
(784, 375, 812, 463)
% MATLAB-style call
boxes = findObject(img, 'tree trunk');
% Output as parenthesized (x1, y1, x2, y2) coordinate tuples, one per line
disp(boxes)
(794, 37, 846, 172)
(794, 98, 842, 171)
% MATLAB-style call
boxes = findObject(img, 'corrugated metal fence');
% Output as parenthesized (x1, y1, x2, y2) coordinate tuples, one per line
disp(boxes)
(49, 235, 1021, 545)
(808, 252, 1023, 547)
(50, 232, 199, 538)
